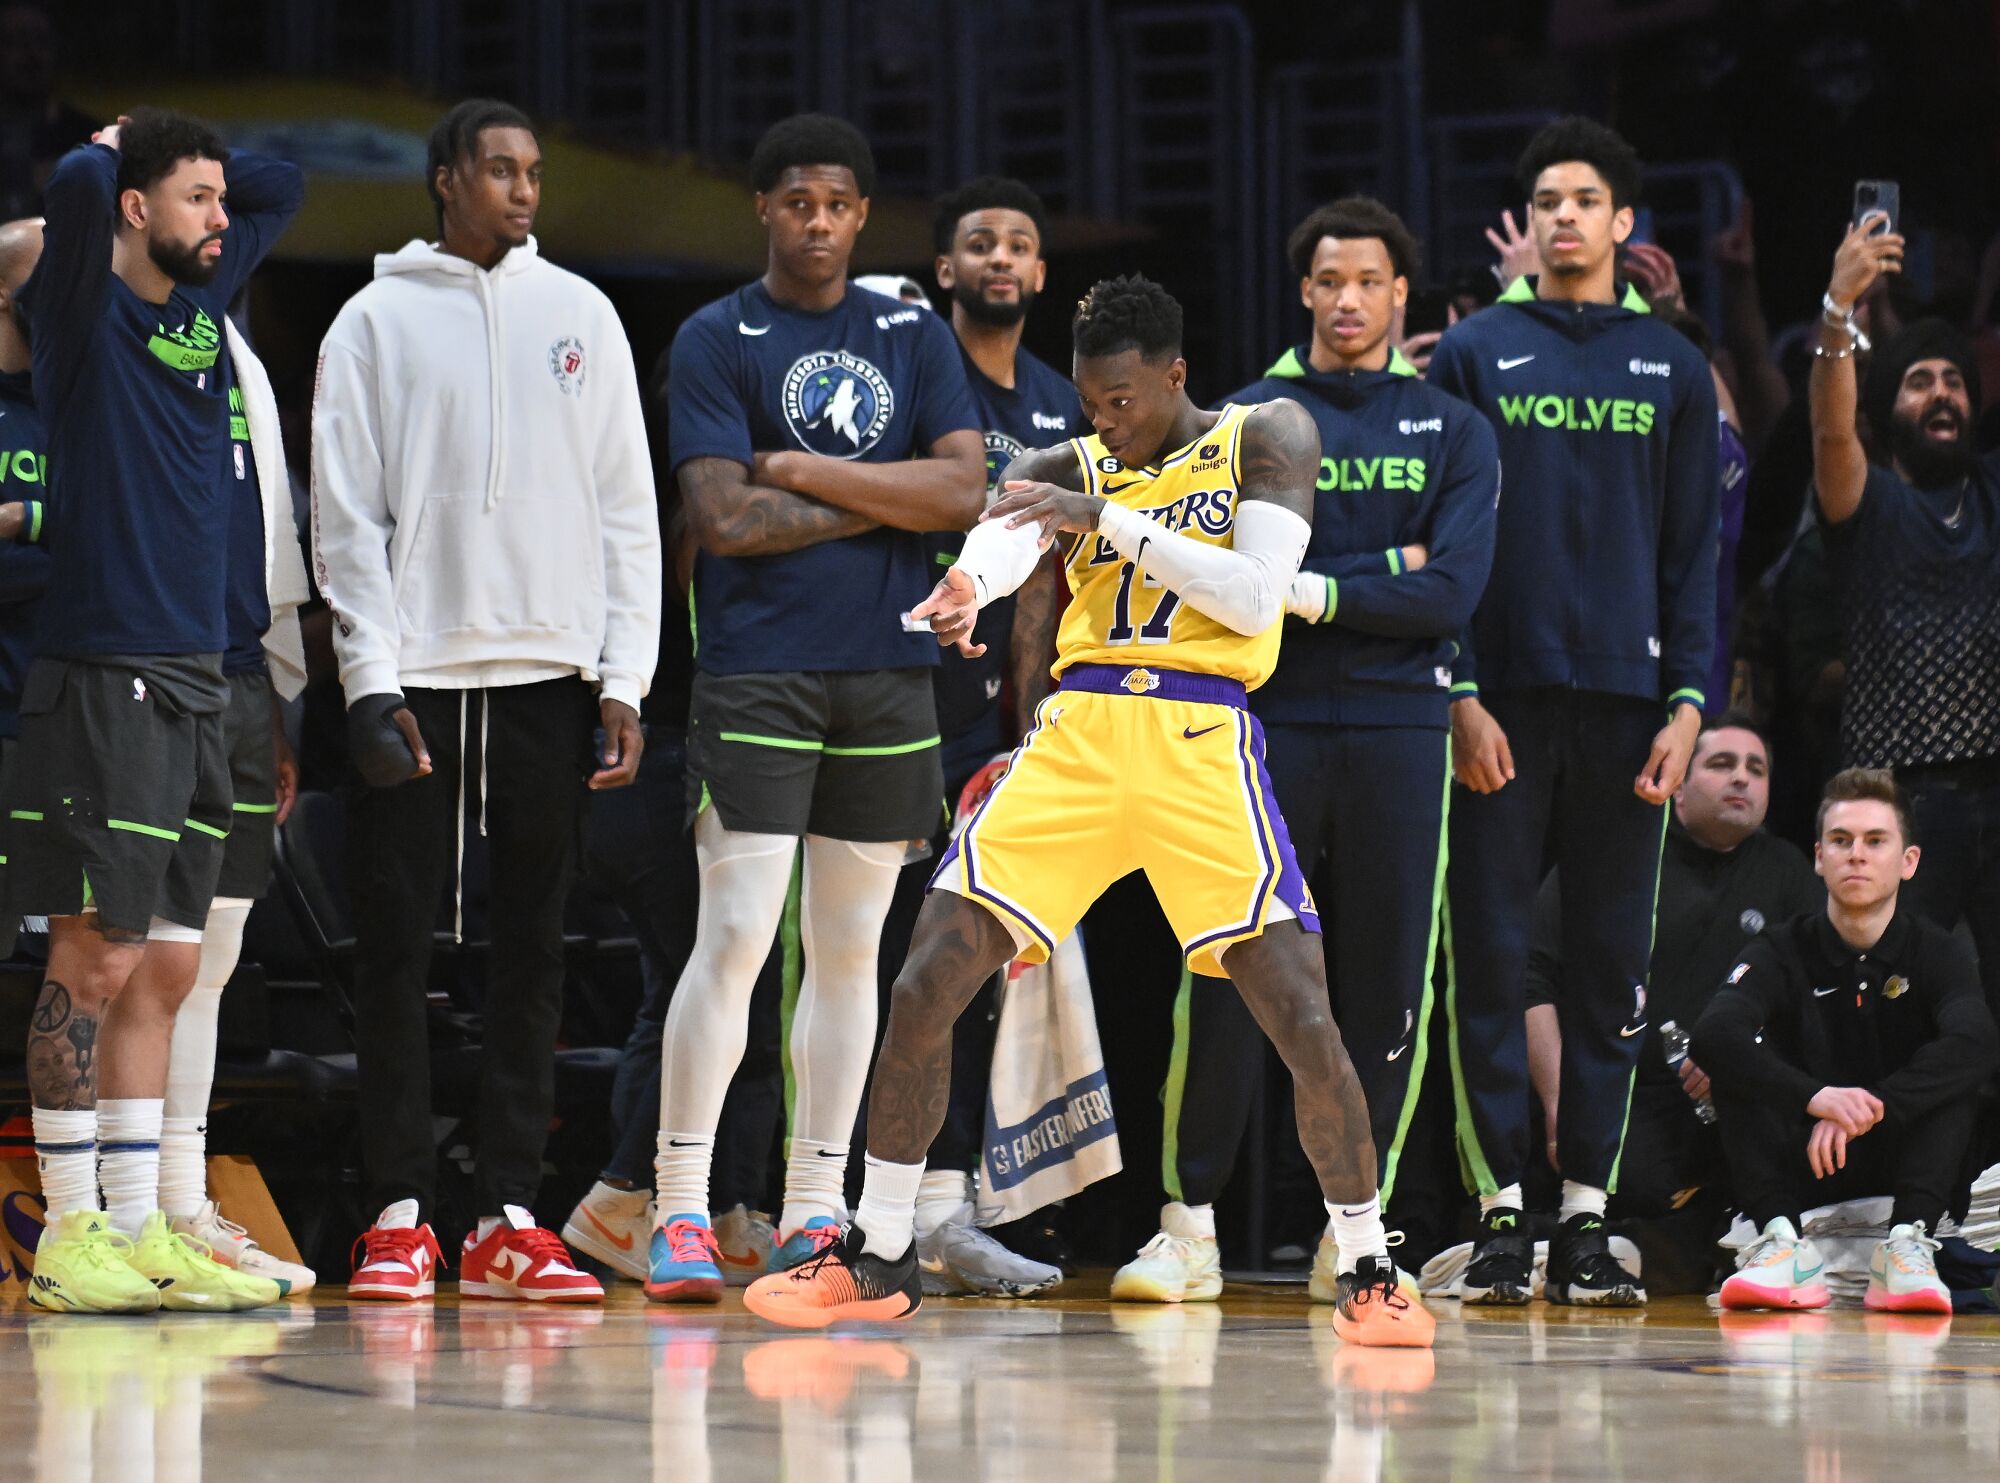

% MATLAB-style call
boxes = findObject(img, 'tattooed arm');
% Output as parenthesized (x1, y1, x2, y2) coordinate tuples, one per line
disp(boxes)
(677, 455, 876, 559)
(753, 428, 987, 532)
(1007, 548, 1066, 738)
(1236, 396, 1321, 519)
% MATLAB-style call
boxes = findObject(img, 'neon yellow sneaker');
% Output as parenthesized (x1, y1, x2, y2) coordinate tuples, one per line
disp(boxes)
(27, 1210, 164, 1314)
(127, 1210, 284, 1311)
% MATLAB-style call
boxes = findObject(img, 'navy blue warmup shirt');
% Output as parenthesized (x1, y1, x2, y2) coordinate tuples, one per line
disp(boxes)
(668, 281, 980, 675)
(932, 341, 1083, 781)
(20, 143, 303, 659)
(1223, 346, 1499, 731)
(0, 368, 49, 736)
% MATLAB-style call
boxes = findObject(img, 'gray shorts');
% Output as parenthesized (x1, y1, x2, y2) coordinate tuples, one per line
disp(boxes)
(215, 666, 278, 900)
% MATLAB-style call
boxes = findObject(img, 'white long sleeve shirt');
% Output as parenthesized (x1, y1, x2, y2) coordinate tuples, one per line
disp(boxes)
(311, 237, 661, 709)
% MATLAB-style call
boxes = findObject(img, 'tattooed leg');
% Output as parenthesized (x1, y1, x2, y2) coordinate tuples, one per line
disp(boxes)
(29, 916, 147, 1111)
(865, 892, 1018, 1164)
(1222, 920, 1379, 1206)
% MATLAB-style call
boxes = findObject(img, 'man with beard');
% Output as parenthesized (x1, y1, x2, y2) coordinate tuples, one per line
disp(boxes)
(3, 108, 302, 1313)
(1812, 211, 2000, 1023)
(859, 177, 1079, 1299)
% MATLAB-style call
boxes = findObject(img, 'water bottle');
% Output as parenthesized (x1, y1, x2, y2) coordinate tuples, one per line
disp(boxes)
(1660, 1019, 1718, 1124)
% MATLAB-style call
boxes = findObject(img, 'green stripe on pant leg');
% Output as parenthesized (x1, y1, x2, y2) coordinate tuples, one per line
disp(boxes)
(1606, 802, 1670, 1196)
(777, 846, 804, 1150)
(1440, 897, 1500, 1198)
(1160, 965, 1194, 1204)
(1378, 753, 1453, 1207)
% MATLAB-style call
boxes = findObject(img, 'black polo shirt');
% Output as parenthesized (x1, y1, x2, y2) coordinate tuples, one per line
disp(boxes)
(1692, 906, 1998, 1123)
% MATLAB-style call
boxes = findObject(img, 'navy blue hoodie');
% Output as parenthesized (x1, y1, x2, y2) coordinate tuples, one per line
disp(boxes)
(0, 368, 48, 737)
(1428, 277, 1718, 709)
(1223, 346, 1499, 729)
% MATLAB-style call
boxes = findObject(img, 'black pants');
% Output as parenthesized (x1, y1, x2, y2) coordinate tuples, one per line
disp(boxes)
(1445, 689, 1667, 1194)
(1165, 723, 1450, 1207)
(1715, 1083, 1981, 1233)
(347, 678, 596, 1218)
(585, 727, 784, 1205)
(1901, 761, 2000, 1024)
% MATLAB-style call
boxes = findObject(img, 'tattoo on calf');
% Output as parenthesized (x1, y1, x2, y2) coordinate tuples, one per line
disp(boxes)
(26, 979, 99, 1111)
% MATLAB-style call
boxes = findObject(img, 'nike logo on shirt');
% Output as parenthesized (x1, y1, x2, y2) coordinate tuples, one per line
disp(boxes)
(1497, 355, 1535, 370)
(1619, 1022, 1648, 1037)
(738, 322, 770, 336)
(1814, 986, 1841, 997)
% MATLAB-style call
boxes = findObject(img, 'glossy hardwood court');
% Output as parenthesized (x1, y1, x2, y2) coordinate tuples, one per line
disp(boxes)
(4, 1280, 1999, 1481)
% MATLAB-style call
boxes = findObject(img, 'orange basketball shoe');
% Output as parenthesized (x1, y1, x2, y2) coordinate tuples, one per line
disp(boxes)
(1329, 1254, 1437, 1348)
(743, 1225, 922, 1329)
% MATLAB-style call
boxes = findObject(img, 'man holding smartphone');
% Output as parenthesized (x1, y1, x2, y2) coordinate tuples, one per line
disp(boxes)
(1810, 193, 2000, 1024)
(313, 99, 660, 1299)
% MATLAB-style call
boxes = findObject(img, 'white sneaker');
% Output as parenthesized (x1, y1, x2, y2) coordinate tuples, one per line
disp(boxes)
(172, 1201, 317, 1296)
(1720, 1217, 1830, 1311)
(713, 1204, 777, 1287)
(1865, 1221, 1952, 1314)
(916, 1201, 1064, 1297)
(560, 1181, 653, 1282)
(1110, 1203, 1221, 1303)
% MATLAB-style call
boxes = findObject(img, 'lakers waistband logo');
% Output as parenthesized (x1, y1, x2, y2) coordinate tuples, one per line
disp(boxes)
(1121, 667, 1161, 694)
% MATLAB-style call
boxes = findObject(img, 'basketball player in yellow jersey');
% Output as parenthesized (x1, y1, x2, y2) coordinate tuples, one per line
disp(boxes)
(745, 276, 1433, 1347)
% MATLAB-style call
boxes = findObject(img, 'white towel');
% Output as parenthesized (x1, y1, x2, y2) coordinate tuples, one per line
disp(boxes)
(975, 931, 1122, 1227)
(224, 318, 310, 701)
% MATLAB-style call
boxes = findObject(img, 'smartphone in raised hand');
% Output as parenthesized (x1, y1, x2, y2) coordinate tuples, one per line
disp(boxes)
(1854, 180, 1899, 236)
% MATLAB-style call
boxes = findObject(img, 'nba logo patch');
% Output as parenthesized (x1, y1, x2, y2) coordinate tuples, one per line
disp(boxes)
(233, 443, 246, 481)
(548, 337, 587, 396)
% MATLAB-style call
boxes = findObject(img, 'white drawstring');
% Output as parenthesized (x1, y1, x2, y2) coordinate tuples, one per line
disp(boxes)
(454, 693, 466, 943)
(480, 269, 505, 511)
(479, 694, 490, 840)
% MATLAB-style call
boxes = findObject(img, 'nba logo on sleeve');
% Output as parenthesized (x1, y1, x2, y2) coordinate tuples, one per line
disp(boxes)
(783, 351, 894, 457)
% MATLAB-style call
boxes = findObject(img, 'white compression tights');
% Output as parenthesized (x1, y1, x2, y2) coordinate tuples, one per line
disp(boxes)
(160, 897, 252, 1219)
(656, 811, 902, 1220)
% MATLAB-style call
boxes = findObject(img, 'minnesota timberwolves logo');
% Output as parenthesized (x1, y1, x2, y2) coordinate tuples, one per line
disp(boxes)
(782, 351, 894, 458)
(983, 431, 1026, 493)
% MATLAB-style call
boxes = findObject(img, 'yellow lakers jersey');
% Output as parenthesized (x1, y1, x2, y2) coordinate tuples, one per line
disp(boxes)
(1053, 401, 1281, 689)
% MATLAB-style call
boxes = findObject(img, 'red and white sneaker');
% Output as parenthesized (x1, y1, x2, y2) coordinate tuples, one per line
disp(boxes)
(460, 1205, 605, 1303)
(350, 1200, 444, 1301)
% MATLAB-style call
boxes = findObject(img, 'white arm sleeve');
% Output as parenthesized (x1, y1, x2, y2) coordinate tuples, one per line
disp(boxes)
(951, 515, 1048, 607)
(1098, 498, 1310, 635)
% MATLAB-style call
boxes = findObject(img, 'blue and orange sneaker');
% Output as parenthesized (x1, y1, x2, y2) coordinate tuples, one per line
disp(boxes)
(644, 1214, 723, 1303)
(768, 1215, 842, 1274)
(743, 1225, 921, 1329)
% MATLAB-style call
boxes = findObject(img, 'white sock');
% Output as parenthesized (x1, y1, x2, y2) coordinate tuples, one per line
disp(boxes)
(914, 1168, 974, 1237)
(779, 1138, 848, 1238)
(654, 1130, 715, 1220)
(32, 1107, 98, 1219)
(855, 1154, 926, 1258)
(98, 1098, 164, 1236)
(1480, 1183, 1524, 1217)
(1163, 1201, 1216, 1240)
(788, 834, 900, 1145)
(1326, 1195, 1388, 1273)
(1560, 1181, 1608, 1222)
(158, 1115, 207, 1221)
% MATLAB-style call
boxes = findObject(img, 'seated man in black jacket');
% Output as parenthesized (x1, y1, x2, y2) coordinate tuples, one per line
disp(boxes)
(1527, 713, 1820, 1216)
(1694, 767, 1999, 1313)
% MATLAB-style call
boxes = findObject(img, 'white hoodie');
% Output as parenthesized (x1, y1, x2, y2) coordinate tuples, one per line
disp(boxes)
(311, 238, 660, 709)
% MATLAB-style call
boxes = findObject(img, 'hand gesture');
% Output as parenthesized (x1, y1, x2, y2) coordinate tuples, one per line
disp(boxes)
(1451, 696, 1514, 794)
(909, 566, 984, 657)
(989, 480, 1105, 542)
(1623, 242, 1685, 311)
(1400, 329, 1446, 376)
(1806, 1084, 1884, 1137)
(590, 698, 644, 790)
(91, 115, 131, 152)
(1485, 209, 1540, 288)
(1827, 214, 1904, 313)
(1635, 705, 1701, 805)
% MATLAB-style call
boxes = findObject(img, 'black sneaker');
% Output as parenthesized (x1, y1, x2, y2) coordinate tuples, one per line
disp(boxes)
(1545, 1213, 1646, 1306)
(1460, 1207, 1532, 1306)
(742, 1224, 923, 1328)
